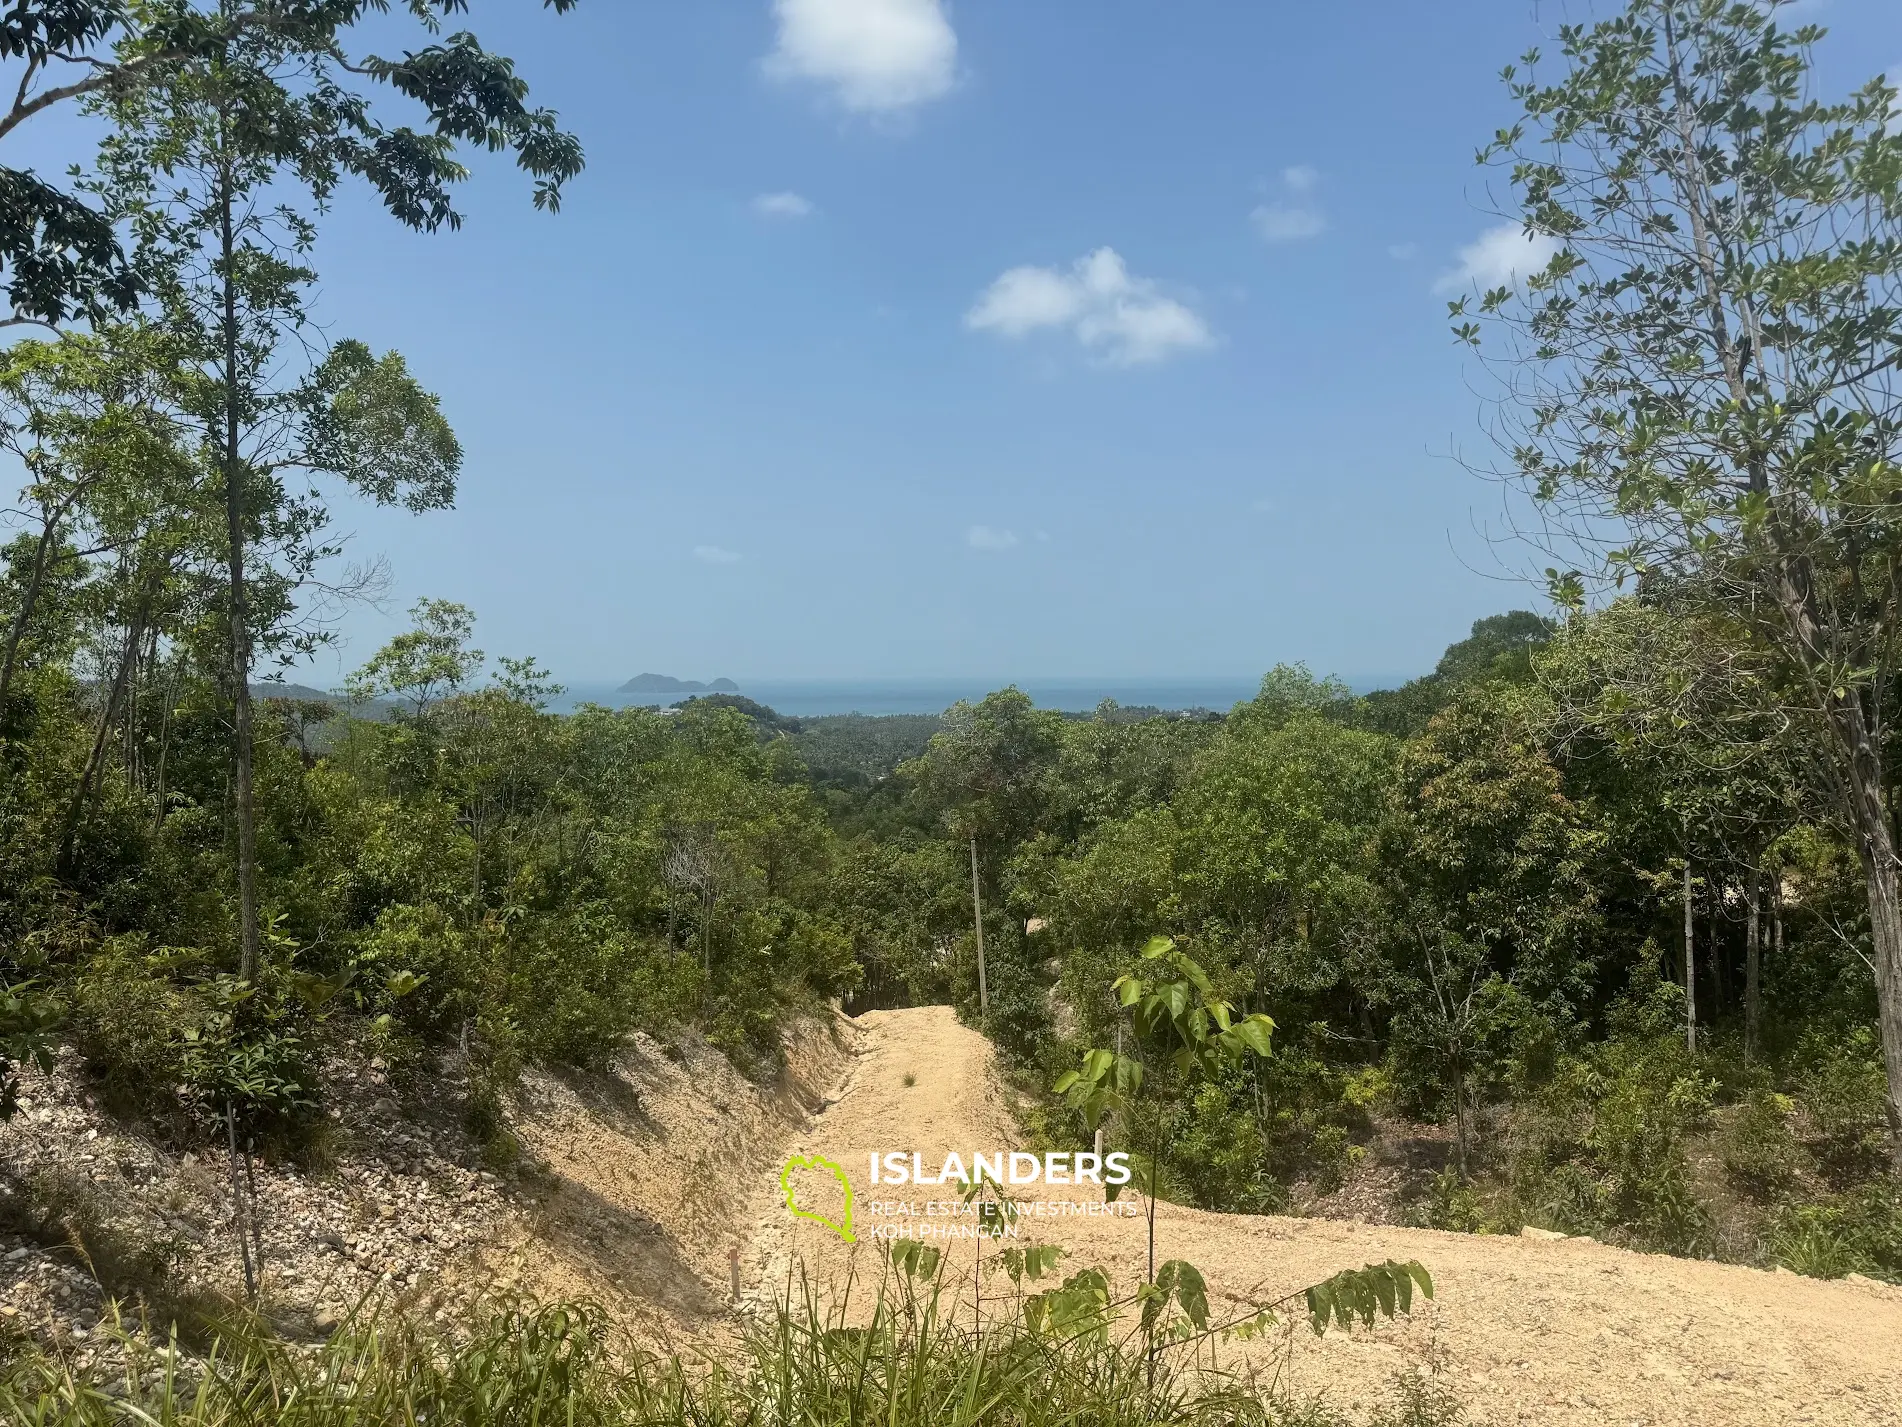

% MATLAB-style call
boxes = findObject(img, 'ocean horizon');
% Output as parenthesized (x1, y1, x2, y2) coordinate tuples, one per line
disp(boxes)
(543, 675, 1407, 719)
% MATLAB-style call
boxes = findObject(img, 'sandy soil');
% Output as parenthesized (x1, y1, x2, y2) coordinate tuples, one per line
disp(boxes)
(491, 1019, 856, 1352)
(732, 1006, 1902, 1427)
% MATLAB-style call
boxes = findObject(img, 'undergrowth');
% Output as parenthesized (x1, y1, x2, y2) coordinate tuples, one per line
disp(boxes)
(0, 1272, 1455, 1427)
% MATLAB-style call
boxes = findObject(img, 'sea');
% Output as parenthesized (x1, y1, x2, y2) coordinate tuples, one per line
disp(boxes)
(544, 677, 1346, 719)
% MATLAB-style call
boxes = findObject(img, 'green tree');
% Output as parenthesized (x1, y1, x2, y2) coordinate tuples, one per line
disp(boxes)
(0, 1, 582, 326)
(1461, 1, 1902, 1158)
(91, 22, 519, 980)
(1054, 936, 1274, 1377)
(1378, 685, 1604, 1160)
(346, 598, 482, 718)
(1537, 599, 1806, 1058)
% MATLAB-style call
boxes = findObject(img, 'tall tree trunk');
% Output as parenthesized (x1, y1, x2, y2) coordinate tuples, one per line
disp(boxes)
(1812, 683, 1902, 1169)
(1683, 860, 1697, 1054)
(1746, 863, 1762, 1063)
(1854, 825, 1902, 1169)
(219, 141, 260, 986)
(0, 505, 65, 713)
(970, 835, 988, 1013)
(151, 659, 176, 830)
(58, 612, 140, 872)
(1710, 903, 1727, 1014)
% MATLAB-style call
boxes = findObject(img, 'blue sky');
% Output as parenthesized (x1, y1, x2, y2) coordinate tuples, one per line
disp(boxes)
(23, 1, 1902, 686)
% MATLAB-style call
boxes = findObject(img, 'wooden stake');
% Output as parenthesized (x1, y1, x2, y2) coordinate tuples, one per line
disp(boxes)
(1683, 861, 1697, 1054)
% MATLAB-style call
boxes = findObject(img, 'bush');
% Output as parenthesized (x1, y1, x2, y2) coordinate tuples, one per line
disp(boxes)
(66, 939, 199, 1110)
(1420, 1166, 1484, 1234)
(1719, 1091, 1804, 1202)
(1507, 974, 1716, 1254)
(1790, 1027, 1891, 1186)
(1772, 1183, 1902, 1282)
(1172, 1077, 1269, 1211)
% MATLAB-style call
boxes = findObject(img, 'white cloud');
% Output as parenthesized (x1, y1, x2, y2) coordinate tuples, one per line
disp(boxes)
(764, 0, 957, 114)
(965, 247, 1212, 367)
(694, 545, 743, 564)
(1252, 204, 1325, 241)
(753, 191, 814, 218)
(1251, 165, 1325, 243)
(1434, 224, 1562, 295)
(967, 525, 1020, 552)
(1388, 242, 1419, 261)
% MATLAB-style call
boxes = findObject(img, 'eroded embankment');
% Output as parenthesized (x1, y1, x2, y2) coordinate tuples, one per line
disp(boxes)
(490, 1013, 860, 1347)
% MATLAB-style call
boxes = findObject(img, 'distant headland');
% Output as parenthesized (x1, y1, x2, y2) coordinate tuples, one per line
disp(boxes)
(618, 673, 740, 695)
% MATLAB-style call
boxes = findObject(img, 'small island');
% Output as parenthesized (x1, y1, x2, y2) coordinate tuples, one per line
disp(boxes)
(618, 673, 740, 695)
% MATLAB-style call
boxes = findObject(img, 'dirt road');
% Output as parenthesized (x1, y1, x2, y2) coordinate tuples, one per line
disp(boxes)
(739, 1006, 1902, 1427)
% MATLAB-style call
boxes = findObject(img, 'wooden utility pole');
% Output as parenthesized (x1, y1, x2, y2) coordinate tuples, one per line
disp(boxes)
(1746, 863, 1763, 1063)
(970, 835, 988, 1011)
(1683, 860, 1697, 1053)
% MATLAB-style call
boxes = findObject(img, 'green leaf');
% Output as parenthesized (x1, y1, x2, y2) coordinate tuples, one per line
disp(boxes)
(1167, 1260, 1209, 1329)
(1228, 1013, 1276, 1058)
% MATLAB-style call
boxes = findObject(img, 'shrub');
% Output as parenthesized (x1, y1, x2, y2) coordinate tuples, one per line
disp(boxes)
(1420, 1166, 1484, 1234)
(1507, 974, 1716, 1255)
(1719, 1091, 1804, 1202)
(1789, 1027, 1891, 1186)
(65, 939, 199, 1110)
(1172, 1078, 1269, 1211)
(1773, 1184, 1902, 1282)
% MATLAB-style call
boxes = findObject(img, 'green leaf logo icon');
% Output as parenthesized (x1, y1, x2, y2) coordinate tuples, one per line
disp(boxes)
(780, 1153, 856, 1243)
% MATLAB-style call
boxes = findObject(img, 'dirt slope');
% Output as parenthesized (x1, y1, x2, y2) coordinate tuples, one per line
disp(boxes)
(736, 1007, 1902, 1427)
(489, 1019, 856, 1350)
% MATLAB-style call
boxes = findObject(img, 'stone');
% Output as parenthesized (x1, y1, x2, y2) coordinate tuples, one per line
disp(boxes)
(1520, 1226, 1568, 1242)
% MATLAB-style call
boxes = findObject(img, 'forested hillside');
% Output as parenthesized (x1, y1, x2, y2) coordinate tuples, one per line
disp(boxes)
(3, 582, 1897, 1281)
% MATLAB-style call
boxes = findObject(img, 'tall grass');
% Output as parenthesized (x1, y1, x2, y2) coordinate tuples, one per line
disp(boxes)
(0, 1273, 1368, 1427)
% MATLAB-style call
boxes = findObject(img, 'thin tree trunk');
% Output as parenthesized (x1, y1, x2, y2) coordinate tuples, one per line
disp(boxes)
(1454, 1070, 1470, 1177)
(225, 1102, 257, 1302)
(1683, 861, 1697, 1054)
(151, 659, 176, 830)
(0, 506, 64, 713)
(1144, 1114, 1161, 1390)
(1711, 903, 1727, 1015)
(219, 140, 261, 986)
(1746, 863, 1762, 1063)
(129, 622, 158, 791)
(57, 612, 140, 871)
(970, 835, 988, 1012)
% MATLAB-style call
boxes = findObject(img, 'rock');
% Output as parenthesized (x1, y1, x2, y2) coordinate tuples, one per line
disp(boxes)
(1520, 1226, 1568, 1242)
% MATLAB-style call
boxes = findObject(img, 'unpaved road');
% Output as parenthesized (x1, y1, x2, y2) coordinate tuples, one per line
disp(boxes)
(740, 1006, 1902, 1427)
